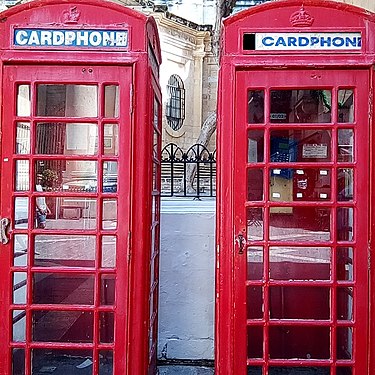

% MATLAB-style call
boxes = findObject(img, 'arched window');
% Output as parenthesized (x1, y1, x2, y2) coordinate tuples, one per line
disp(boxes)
(166, 74, 185, 131)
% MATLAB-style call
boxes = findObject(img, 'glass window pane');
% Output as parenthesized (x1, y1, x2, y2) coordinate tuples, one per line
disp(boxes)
(13, 272, 27, 305)
(270, 286, 330, 319)
(338, 129, 354, 162)
(17, 85, 31, 116)
(247, 367, 262, 375)
(247, 286, 263, 319)
(248, 169, 263, 201)
(270, 89, 331, 123)
(100, 312, 114, 343)
(16, 122, 30, 154)
(248, 130, 264, 162)
(270, 207, 330, 241)
(14, 235, 28, 267)
(104, 85, 119, 118)
(247, 326, 263, 359)
(338, 89, 354, 123)
(99, 350, 113, 375)
(33, 273, 94, 305)
(103, 161, 118, 193)
(15, 197, 28, 229)
(271, 129, 331, 162)
(101, 275, 115, 306)
(247, 208, 264, 241)
(33, 310, 93, 343)
(336, 367, 352, 375)
(103, 199, 117, 230)
(270, 247, 331, 280)
(102, 236, 116, 268)
(247, 247, 263, 280)
(337, 287, 353, 321)
(12, 310, 26, 342)
(338, 168, 353, 201)
(269, 368, 330, 375)
(269, 326, 330, 359)
(36, 123, 98, 155)
(12, 348, 25, 375)
(337, 327, 353, 359)
(337, 208, 354, 241)
(337, 247, 354, 281)
(15, 160, 29, 191)
(104, 124, 119, 155)
(37, 84, 98, 117)
(248, 90, 264, 124)
(34, 235, 95, 267)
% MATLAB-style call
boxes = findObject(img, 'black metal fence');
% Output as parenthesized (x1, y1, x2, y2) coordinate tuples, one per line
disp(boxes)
(161, 143, 216, 198)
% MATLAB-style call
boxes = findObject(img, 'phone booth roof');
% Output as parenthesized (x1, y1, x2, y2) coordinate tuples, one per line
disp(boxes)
(222, 0, 375, 62)
(0, 0, 161, 64)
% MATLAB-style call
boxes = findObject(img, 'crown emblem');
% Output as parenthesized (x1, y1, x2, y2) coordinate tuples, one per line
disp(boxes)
(63, 6, 81, 24)
(290, 6, 314, 27)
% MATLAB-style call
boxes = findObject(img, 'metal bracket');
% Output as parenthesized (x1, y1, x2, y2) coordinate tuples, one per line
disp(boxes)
(0, 217, 10, 245)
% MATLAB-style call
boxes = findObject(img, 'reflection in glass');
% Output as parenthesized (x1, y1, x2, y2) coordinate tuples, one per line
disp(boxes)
(13, 235, 28, 266)
(337, 287, 353, 321)
(247, 208, 263, 241)
(337, 208, 354, 241)
(270, 129, 331, 162)
(16, 122, 30, 154)
(338, 89, 354, 123)
(247, 286, 263, 319)
(270, 286, 330, 319)
(248, 90, 264, 124)
(103, 161, 118, 193)
(269, 326, 330, 359)
(101, 275, 115, 306)
(337, 247, 354, 281)
(102, 236, 116, 268)
(36, 123, 98, 155)
(270, 247, 331, 280)
(32, 349, 93, 374)
(32, 273, 94, 305)
(247, 169, 263, 201)
(104, 85, 119, 118)
(17, 85, 31, 117)
(15, 197, 28, 229)
(103, 199, 117, 230)
(247, 367, 262, 375)
(13, 272, 27, 305)
(338, 129, 354, 162)
(37, 84, 98, 117)
(338, 169, 353, 201)
(104, 124, 119, 155)
(269, 368, 330, 375)
(34, 197, 97, 230)
(12, 310, 26, 342)
(337, 327, 353, 360)
(99, 350, 113, 375)
(15, 160, 29, 191)
(247, 326, 263, 359)
(34, 235, 96, 267)
(100, 312, 114, 343)
(270, 89, 331, 123)
(247, 247, 263, 280)
(33, 310, 93, 343)
(12, 348, 25, 375)
(270, 208, 330, 242)
(248, 130, 264, 163)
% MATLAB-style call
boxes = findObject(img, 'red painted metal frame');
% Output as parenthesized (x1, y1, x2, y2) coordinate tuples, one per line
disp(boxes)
(0, 1, 162, 374)
(217, 1, 375, 374)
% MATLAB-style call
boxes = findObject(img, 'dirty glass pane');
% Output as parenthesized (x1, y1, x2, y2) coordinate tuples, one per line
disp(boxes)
(270, 286, 330, 319)
(337, 327, 353, 360)
(99, 350, 113, 375)
(338, 89, 354, 123)
(270, 207, 330, 242)
(337, 287, 353, 321)
(337, 247, 354, 281)
(247, 286, 263, 319)
(15, 197, 28, 229)
(17, 85, 31, 117)
(32, 349, 93, 374)
(270, 89, 331, 123)
(270, 247, 331, 280)
(15, 160, 29, 191)
(104, 85, 119, 118)
(270, 169, 331, 201)
(338, 129, 354, 162)
(13, 235, 28, 266)
(103, 161, 118, 193)
(35, 123, 98, 155)
(247, 326, 263, 359)
(12, 348, 25, 375)
(247, 246, 263, 280)
(100, 312, 114, 343)
(34, 235, 96, 267)
(269, 326, 330, 359)
(37, 84, 98, 117)
(101, 275, 115, 306)
(104, 124, 119, 156)
(32, 310, 93, 343)
(270, 129, 331, 162)
(102, 236, 116, 268)
(12, 310, 26, 342)
(248, 90, 264, 124)
(16, 122, 30, 154)
(102, 199, 117, 230)
(338, 169, 353, 201)
(248, 169, 263, 201)
(13, 272, 27, 305)
(248, 130, 264, 163)
(337, 208, 354, 241)
(247, 208, 263, 241)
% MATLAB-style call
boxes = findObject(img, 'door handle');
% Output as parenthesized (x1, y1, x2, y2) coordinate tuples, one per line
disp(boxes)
(236, 233, 246, 255)
(0, 218, 11, 245)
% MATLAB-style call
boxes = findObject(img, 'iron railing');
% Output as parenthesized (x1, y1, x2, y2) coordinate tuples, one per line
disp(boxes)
(161, 143, 216, 198)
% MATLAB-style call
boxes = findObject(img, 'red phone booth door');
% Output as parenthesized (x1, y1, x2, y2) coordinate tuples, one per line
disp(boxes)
(0, 65, 131, 374)
(234, 69, 369, 375)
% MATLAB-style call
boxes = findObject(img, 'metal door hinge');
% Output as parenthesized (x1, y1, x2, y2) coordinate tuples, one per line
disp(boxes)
(368, 243, 372, 270)
(127, 231, 132, 262)
(0, 217, 10, 244)
(130, 83, 134, 114)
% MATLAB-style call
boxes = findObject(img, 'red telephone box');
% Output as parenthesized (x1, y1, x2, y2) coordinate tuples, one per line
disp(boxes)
(217, 1, 375, 374)
(0, 1, 162, 374)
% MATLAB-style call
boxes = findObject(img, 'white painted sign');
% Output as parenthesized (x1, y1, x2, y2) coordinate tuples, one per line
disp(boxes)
(255, 32, 362, 51)
(302, 144, 328, 158)
(14, 29, 128, 49)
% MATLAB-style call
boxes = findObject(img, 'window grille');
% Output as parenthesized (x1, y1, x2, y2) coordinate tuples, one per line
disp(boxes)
(166, 75, 185, 131)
